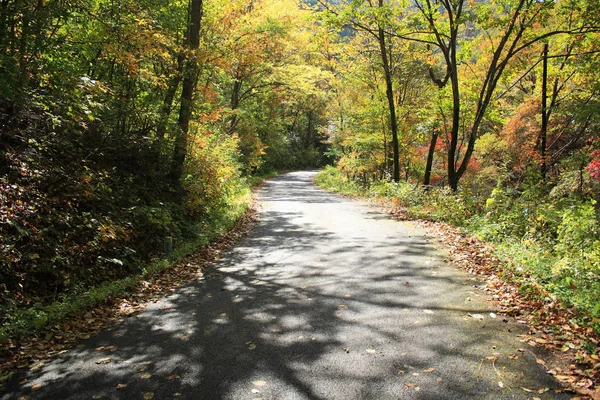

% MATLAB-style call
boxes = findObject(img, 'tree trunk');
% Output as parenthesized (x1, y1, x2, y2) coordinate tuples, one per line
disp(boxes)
(228, 77, 241, 134)
(447, 59, 461, 191)
(423, 130, 438, 186)
(540, 43, 548, 180)
(170, 0, 203, 185)
(377, 25, 400, 183)
(157, 52, 185, 139)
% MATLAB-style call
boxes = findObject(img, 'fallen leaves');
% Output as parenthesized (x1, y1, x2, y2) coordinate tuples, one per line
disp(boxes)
(403, 383, 420, 392)
(95, 357, 112, 365)
(406, 216, 600, 397)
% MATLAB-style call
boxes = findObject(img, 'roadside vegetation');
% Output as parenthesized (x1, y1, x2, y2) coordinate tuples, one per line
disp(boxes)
(0, 0, 330, 349)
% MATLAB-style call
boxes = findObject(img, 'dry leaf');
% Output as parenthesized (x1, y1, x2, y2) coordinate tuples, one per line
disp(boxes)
(117, 384, 127, 390)
(423, 368, 435, 373)
(95, 357, 112, 364)
(31, 384, 41, 391)
(140, 374, 152, 379)
(143, 393, 154, 400)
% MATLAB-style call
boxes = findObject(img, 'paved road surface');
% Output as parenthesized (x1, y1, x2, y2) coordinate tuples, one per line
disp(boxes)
(1, 171, 566, 399)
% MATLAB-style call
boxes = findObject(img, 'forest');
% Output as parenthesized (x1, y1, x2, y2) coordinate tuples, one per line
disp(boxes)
(1, 0, 600, 366)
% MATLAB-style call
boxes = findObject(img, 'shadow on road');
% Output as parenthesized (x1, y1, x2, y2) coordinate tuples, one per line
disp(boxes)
(1, 172, 566, 400)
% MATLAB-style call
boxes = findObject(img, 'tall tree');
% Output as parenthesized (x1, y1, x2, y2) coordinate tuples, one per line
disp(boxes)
(395, 0, 599, 189)
(171, 0, 204, 185)
(318, 0, 402, 182)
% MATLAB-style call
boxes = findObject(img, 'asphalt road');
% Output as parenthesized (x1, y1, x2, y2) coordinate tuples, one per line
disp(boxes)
(1, 171, 567, 399)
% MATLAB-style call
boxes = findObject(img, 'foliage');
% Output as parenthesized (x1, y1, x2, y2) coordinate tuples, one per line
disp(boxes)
(0, 0, 331, 333)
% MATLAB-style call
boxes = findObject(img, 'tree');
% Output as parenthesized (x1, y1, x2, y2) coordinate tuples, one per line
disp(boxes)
(171, 0, 204, 185)
(318, 0, 403, 182)
(394, 0, 600, 189)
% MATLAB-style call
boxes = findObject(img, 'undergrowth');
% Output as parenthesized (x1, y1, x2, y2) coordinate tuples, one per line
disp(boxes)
(0, 176, 259, 343)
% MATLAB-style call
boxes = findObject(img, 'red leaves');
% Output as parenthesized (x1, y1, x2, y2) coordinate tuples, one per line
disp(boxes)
(586, 150, 600, 183)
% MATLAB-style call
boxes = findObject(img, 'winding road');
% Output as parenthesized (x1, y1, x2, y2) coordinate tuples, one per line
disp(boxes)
(1, 171, 566, 399)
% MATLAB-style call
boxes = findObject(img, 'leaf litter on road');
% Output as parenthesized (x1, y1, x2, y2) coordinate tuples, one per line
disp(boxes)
(386, 213, 600, 398)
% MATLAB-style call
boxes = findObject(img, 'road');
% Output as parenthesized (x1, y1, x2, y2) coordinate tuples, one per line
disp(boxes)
(1, 171, 566, 399)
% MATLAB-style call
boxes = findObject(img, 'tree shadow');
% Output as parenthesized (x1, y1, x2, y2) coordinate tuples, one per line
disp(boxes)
(1, 172, 568, 400)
